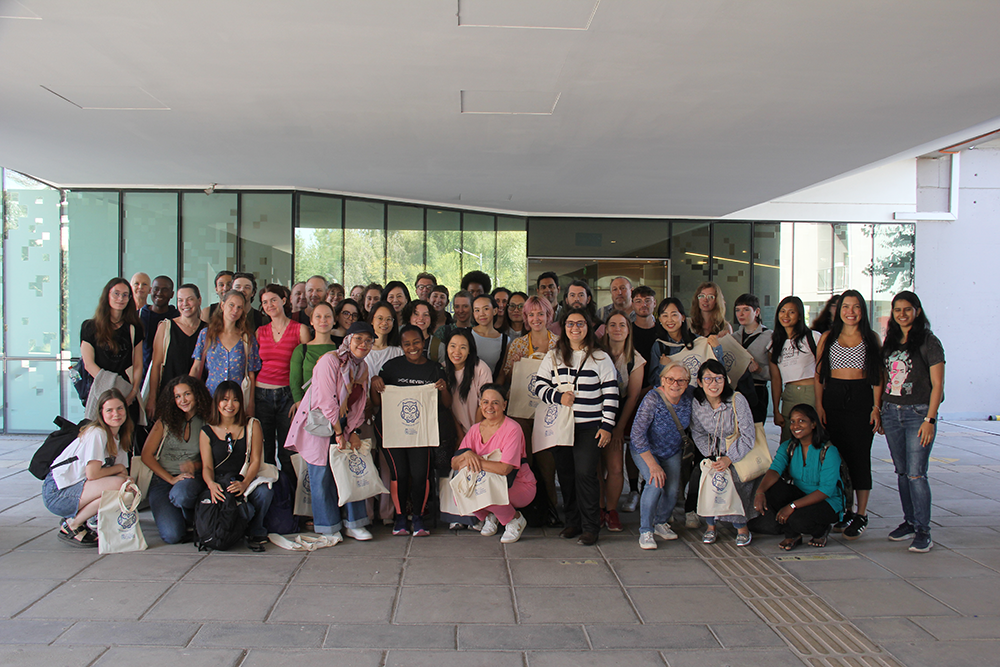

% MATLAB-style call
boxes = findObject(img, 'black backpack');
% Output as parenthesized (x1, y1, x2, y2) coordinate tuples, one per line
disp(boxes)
(70, 359, 93, 406)
(30, 416, 90, 480)
(194, 488, 250, 551)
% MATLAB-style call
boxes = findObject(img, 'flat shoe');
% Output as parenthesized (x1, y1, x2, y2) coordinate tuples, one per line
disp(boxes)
(560, 526, 582, 540)
(779, 535, 803, 551)
(577, 531, 598, 546)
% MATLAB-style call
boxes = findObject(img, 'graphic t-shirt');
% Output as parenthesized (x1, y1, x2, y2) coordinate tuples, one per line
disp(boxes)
(883, 333, 945, 406)
(379, 356, 445, 387)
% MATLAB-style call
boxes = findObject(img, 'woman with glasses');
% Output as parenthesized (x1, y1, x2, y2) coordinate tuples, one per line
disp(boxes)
(331, 298, 362, 345)
(690, 359, 758, 546)
(689, 282, 733, 338)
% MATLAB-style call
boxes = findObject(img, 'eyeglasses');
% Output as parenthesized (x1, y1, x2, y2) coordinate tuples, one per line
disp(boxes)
(225, 433, 234, 455)
(697, 294, 717, 301)
(564, 321, 587, 329)
(663, 378, 688, 386)
(701, 376, 725, 385)
(342, 311, 359, 321)
(110, 290, 131, 299)
(507, 304, 524, 311)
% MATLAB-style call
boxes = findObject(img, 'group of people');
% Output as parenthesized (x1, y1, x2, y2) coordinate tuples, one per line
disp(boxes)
(43, 267, 944, 556)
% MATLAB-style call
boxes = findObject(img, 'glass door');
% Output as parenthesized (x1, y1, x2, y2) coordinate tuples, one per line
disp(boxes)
(527, 257, 670, 311)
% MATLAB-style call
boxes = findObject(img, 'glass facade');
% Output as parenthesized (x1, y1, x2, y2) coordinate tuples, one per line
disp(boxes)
(0, 167, 913, 433)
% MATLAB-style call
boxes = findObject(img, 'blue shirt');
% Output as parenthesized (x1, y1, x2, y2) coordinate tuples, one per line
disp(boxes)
(192, 329, 262, 396)
(630, 387, 693, 460)
(769, 440, 845, 518)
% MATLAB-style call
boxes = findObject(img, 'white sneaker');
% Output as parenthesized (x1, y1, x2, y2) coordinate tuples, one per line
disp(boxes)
(639, 532, 657, 550)
(471, 520, 485, 532)
(344, 526, 373, 541)
(685, 511, 701, 529)
(480, 513, 500, 537)
(622, 491, 640, 513)
(653, 523, 678, 540)
(500, 515, 527, 544)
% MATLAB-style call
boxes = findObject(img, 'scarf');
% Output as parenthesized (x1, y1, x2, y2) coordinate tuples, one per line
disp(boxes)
(334, 333, 367, 410)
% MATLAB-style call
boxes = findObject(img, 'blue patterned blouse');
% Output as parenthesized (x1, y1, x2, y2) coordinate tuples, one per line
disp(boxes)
(192, 329, 262, 396)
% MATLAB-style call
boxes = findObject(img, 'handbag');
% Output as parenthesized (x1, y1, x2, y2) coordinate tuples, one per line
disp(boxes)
(381, 384, 440, 448)
(239, 419, 280, 495)
(654, 388, 696, 463)
(726, 405, 773, 482)
(660, 338, 714, 386)
(696, 458, 746, 518)
(507, 355, 544, 419)
(302, 384, 334, 437)
(129, 434, 165, 510)
(290, 453, 313, 517)
(328, 438, 389, 505)
(449, 450, 509, 515)
(530, 351, 581, 452)
(139, 321, 171, 410)
(97, 479, 148, 554)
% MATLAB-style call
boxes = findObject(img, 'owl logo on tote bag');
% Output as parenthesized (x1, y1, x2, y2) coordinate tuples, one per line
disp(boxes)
(348, 453, 366, 476)
(527, 373, 538, 397)
(118, 510, 137, 530)
(400, 399, 421, 425)
(544, 404, 559, 426)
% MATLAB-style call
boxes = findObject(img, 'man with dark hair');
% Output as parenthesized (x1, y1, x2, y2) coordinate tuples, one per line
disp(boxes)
(414, 272, 437, 302)
(140, 275, 179, 373)
(536, 271, 560, 309)
(201, 270, 234, 322)
(550, 280, 604, 337)
(233, 271, 268, 332)
(461, 270, 491, 298)
(621, 284, 657, 513)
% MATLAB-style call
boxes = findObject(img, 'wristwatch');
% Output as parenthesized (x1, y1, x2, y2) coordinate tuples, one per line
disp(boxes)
(789, 502, 797, 510)
(924, 417, 936, 424)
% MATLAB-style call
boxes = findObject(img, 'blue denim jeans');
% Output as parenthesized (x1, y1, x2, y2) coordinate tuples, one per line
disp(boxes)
(244, 484, 275, 538)
(255, 386, 294, 469)
(882, 402, 934, 533)
(307, 461, 370, 534)
(148, 475, 205, 544)
(630, 449, 681, 534)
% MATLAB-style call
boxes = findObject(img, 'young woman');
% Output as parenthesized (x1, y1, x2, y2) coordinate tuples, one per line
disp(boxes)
(491, 287, 512, 333)
(190, 290, 261, 416)
(290, 302, 339, 414)
(471, 294, 509, 379)
(81, 278, 144, 418)
(600, 311, 646, 532)
(402, 299, 442, 361)
(362, 283, 384, 320)
(689, 282, 733, 338)
(753, 403, 844, 550)
(349, 284, 365, 305)
(373, 325, 452, 536)
(255, 284, 310, 467)
(811, 294, 841, 334)
(630, 363, 693, 549)
(142, 376, 212, 544)
(532, 307, 619, 546)
(42, 389, 132, 547)
(325, 283, 345, 308)
(768, 296, 822, 444)
(331, 298, 361, 345)
(647, 297, 722, 385)
(453, 384, 536, 544)
(429, 285, 453, 333)
(286, 321, 377, 542)
(199, 381, 273, 551)
(690, 359, 757, 546)
(365, 301, 404, 385)
(814, 290, 883, 540)
(880, 291, 945, 553)
(505, 291, 528, 338)
(733, 293, 773, 424)
(443, 329, 493, 442)
(381, 281, 411, 325)
(146, 283, 207, 420)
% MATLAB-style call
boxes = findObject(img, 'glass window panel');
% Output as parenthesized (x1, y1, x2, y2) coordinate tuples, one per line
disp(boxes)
(752, 222, 782, 326)
(7, 359, 61, 432)
(181, 193, 237, 310)
(670, 221, 712, 306)
(241, 193, 292, 288)
(344, 199, 385, 288)
(527, 218, 670, 258)
(711, 222, 752, 319)
(386, 204, 425, 288)
(496, 216, 527, 292)
(66, 192, 120, 356)
(461, 213, 495, 280)
(3, 170, 61, 357)
(295, 194, 343, 285)
(123, 192, 177, 291)
(792, 222, 834, 325)
(870, 222, 914, 335)
(426, 209, 462, 293)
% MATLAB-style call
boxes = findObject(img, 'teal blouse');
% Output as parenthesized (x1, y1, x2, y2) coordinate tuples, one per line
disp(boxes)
(769, 440, 845, 518)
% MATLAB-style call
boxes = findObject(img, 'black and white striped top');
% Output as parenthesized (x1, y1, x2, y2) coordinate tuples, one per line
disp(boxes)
(533, 349, 620, 431)
(829, 339, 866, 370)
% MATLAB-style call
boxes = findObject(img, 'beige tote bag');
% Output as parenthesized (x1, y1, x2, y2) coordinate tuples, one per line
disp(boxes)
(381, 384, 440, 448)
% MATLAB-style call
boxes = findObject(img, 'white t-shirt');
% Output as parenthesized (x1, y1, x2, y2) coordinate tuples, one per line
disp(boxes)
(767, 331, 822, 383)
(364, 346, 403, 387)
(51, 427, 127, 489)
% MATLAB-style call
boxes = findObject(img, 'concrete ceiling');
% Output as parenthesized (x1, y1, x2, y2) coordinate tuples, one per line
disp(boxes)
(2, 0, 1000, 217)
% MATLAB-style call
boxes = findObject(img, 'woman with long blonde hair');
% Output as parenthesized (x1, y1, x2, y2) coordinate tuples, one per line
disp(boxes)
(190, 289, 261, 416)
(689, 282, 733, 338)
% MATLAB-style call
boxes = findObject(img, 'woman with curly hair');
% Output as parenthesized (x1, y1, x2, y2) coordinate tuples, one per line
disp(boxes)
(689, 281, 733, 338)
(141, 376, 213, 544)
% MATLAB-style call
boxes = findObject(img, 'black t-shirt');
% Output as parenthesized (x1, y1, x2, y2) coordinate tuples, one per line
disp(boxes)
(202, 424, 247, 482)
(379, 356, 445, 387)
(883, 333, 946, 406)
(159, 319, 207, 392)
(632, 323, 659, 388)
(81, 319, 144, 379)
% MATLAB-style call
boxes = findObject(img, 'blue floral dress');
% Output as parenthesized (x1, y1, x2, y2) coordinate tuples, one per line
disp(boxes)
(192, 329, 262, 396)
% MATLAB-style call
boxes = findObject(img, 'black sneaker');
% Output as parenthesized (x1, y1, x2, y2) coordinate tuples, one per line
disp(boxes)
(908, 531, 933, 553)
(831, 509, 854, 534)
(843, 513, 868, 541)
(887, 522, 916, 542)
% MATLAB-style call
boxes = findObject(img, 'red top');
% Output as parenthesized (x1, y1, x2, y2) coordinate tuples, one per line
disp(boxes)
(255, 320, 303, 387)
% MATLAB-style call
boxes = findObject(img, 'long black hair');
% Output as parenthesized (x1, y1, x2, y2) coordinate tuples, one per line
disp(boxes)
(157, 375, 212, 437)
(366, 299, 400, 346)
(443, 328, 481, 402)
(787, 403, 829, 448)
(656, 297, 697, 350)
(770, 296, 816, 364)
(882, 290, 932, 359)
(817, 289, 882, 384)
(692, 358, 734, 403)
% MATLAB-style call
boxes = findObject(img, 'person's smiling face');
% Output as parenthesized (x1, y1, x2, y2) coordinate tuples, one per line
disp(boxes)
(658, 304, 683, 335)
(892, 299, 918, 329)
(349, 333, 373, 360)
(479, 389, 506, 421)
(409, 304, 431, 333)
(607, 313, 630, 343)
(176, 288, 201, 319)
(564, 313, 588, 345)
(371, 307, 395, 336)
(699, 369, 726, 399)
(447, 334, 470, 368)
(173, 383, 195, 415)
(311, 304, 335, 334)
(400, 330, 425, 362)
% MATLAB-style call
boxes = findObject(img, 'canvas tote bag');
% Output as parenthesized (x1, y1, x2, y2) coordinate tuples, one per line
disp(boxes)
(696, 458, 746, 518)
(661, 338, 715, 386)
(97, 479, 148, 554)
(290, 453, 313, 517)
(381, 383, 440, 448)
(329, 438, 389, 505)
(449, 450, 509, 515)
(507, 355, 544, 419)
(718, 334, 754, 385)
(725, 405, 773, 482)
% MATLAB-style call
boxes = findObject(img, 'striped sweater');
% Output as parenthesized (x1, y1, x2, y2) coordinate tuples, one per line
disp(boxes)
(532, 349, 620, 432)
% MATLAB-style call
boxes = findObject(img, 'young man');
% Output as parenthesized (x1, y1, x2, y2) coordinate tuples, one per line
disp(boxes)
(233, 272, 268, 332)
(536, 272, 560, 312)
(550, 280, 603, 337)
(630, 286, 658, 368)
(597, 276, 635, 322)
(461, 270, 491, 299)
(200, 270, 234, 322)
(130, 272, 151, 311)
(139, 275, 179, 373)
(414, 272, 437, 302)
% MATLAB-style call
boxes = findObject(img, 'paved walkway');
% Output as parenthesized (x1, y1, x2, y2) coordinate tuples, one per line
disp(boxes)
(1, 422, 999, 666)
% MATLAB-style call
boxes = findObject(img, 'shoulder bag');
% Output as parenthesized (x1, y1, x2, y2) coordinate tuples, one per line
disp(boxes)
(724, 403, 773, 481)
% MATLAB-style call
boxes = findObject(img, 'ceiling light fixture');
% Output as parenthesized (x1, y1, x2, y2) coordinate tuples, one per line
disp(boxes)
(204, 184, 217, 195)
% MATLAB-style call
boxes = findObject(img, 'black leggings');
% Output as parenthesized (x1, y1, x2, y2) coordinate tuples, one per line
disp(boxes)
(553, 423, 602, 534)
(384, 447, 431, 518)
(822, 378, 874, 490)
(764, 480, 839, 538)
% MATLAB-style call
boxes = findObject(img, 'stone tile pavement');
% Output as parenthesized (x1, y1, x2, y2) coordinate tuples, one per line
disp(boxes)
(1, 421, 999, 666)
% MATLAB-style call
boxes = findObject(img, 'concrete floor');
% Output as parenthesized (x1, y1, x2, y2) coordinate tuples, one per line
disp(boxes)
(1, 421, 999, 666)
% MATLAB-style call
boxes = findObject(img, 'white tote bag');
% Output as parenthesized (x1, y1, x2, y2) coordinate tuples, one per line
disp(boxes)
(97, 479, 148, 554)
(530, 351, 577, 452)
(449, 450, 509, 515)
(507, 356, 544, 419)
(439, 471, 476, 520)
(718, 334, 754, 385)
(381, 384, 440, 448)
(290, 453, 313, 517)
(696, 458, 746, 518)
(661, 338, 715, 386)
(329, 439, 389, 505)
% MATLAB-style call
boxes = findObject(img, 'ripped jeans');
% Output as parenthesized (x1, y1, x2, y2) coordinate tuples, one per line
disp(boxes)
(882, 403, 934, 533)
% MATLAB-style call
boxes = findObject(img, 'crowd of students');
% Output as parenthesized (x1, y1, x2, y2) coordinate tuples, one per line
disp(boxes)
(43, 268, 945, 556)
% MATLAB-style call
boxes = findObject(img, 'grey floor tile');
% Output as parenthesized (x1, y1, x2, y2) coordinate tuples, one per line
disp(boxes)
(395, 585, 515, 624)
(191, 622, 327, 647)
(585, 623, 718, 649)
(144, 582, 284, 622)
(407, 535, 506, 558)
(527, 651, 666, 667)
(776, 553, 899, 581)
(883, 639, 1000, 667)
(20, 581, 172, 620)
(459, 624, 587, 650)
(385, 649, 525, 667)
(91, 646, 243, 667)
(55, 621, 200, 646)
(0, 645, 107, 667)
(509, 557, 618, 587)
(242, 648, 384, 667)
(325, 623, 456, 649)
(627, 586, 757, 623)
(709, 623, 786, 648)
(294, 557, 403, 585)
(302, 535, 409, 557)
(0, 525, 52, 553)
(910, 576, 1000, 615)
(516, 586, 638, 624)
(0, 619, 72, 644)
(851, 617, 939, 643)
(504, 537, 601, 559)
(808, 579, 958, 617)
(609, 557, 723, 586)
(0, 579, 61, 617)
(932, 499, 1000, 516)
(269, 584, 396, 624)
(932, 526, 1000, 549)
(659, 648, 806, 667)
(0, 549, 102, 579)
(404, 556, 509, 585)
(863, 547, 997, 578)
(912, 615, 1000, 639)
(951, 547, 1000, 573)
(74, 554, 203, 581)
(597, 535, 698, 559)
(182, 554, 302, 584)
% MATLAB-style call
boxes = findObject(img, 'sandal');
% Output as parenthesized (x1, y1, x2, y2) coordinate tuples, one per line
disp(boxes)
(246, 536, 267, 552)
(58, 519, 98, 548)
(779, 535, 803, 551)
(809, 527, 831, 548)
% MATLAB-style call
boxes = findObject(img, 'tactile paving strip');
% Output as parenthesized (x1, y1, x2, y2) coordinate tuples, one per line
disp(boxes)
(682, 532, 904, 666)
